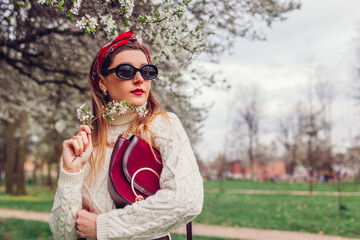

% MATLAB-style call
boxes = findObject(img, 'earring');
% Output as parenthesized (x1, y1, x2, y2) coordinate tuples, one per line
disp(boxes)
(103, 89, 107, 96)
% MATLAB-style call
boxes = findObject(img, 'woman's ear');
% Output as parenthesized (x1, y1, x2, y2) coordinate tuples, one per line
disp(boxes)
(98, 76, 107, 91)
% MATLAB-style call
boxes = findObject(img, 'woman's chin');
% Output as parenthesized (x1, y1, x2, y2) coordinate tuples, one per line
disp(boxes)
(110, 98, 147, 107)
(126, 99, 147, 107)
(132, 101, 147, 107)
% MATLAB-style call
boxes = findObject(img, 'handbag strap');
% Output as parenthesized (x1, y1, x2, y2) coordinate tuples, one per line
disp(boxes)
(186, 222, 192, 240)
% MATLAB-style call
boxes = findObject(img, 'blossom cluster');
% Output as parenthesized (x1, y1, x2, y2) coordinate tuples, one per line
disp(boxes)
(118, 0, 135, 19)
(76, 100, 148, 128)
(36, 0, 209, 60)
(38, 0, 57, 4)
(99, 14, 117, 39)
(77, 103, 94, 127)
(70, 0, 82, 15)
(75, 14, 98, 34)
(37, 0, 209, 80)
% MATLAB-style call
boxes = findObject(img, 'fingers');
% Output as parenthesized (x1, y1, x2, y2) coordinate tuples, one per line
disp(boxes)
(72, 135, 83, 156)
(77, 209, 86, 217)
(62, 139, 74, 149)
(79, 131, 89, 151)
(80, 125, 92, 134)
(79, 124, 92, 149)
(76, 209, 86, 236)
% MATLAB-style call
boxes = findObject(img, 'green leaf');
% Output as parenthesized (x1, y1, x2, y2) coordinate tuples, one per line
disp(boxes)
(55, 0, 64, 10)
(66, 12, 73, 20)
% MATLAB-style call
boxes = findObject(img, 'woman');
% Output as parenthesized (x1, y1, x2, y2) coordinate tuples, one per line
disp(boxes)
(49, 31, 204, 240)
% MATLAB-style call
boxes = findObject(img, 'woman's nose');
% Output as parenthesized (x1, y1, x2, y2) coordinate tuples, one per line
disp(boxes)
(133, 71, 144, 85)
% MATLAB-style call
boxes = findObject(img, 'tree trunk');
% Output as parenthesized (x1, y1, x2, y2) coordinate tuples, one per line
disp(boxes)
(0, 134, 5, 184)
(337, 176, 343, 217)
(16, 112, 27, 195)
(46, 160, 53, 189)
(308, 173, 313, 195)
(248, 147, 255, 180)
(5, 119, 16, 194)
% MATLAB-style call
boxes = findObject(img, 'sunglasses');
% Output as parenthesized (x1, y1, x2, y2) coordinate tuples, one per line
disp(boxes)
(101, 64, 158, 80)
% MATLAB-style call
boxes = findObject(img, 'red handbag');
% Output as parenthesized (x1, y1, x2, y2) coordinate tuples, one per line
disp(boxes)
(107, 135, 192, 240)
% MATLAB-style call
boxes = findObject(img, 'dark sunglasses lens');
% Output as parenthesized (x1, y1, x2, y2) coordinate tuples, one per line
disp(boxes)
(117, 65, 135, 79)
(141, 65, 157, 80)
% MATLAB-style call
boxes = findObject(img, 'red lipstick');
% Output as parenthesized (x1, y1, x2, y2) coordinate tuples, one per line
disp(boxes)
(131, 88, 144, 95)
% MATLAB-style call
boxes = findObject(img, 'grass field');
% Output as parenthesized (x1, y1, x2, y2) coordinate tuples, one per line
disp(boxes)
(1, 180, 360, 238)
(0, 218, 238, 240)
(198, 192, 360, 238)
(204, 179, 360, 192)
(0, 218, 53, 240)
(0, 185, 54, 212)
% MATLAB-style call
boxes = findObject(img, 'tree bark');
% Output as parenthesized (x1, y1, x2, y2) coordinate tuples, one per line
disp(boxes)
(16, 112, 27, 195)
(5, 119, 16, 194)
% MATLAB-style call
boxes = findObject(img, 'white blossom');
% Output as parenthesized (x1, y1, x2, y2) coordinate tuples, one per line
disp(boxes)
(85, 14, 98, 29)
(75, 18, 87, 29)
(75, 14, 98, 32)
(37, 0, 57, 4)
(77, 103, 86, 119)
(118, 0, 135, 19)
(100, 14, 117, 39)
(70, 0, 82, 15)
(136, 35, 143, 44)
(136, 106, 148, 117)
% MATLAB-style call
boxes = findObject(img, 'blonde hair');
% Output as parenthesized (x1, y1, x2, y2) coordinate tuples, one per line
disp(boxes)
(88, 42, 167, 173)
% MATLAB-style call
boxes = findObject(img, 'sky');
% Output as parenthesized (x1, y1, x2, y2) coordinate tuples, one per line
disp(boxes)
(193, 0, 360, 162)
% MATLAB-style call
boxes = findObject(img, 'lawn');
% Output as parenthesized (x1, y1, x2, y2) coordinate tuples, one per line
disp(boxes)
(1, 181, 360, 238)
(0, 218, 238, 240)
(197, 192, 360, 238)
(204, 179, 360, 192)
(0, 185, 54, 212)
(0, 218, 53, 240)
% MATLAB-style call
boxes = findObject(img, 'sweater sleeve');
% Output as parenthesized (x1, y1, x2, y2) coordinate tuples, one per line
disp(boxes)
(49, 164, 85, 240)
(96, 112, 204, 240)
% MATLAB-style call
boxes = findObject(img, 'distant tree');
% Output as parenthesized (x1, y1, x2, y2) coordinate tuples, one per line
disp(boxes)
(293, 75, 334, 192)
(278, 104, 304, 176)
(211, 152, 227, 192)
(231, 84, 262, 179)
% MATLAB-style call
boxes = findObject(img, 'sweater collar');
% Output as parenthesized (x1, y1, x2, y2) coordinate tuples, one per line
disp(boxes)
(110, 111, 136, 126)
(108, 101, 147, 126)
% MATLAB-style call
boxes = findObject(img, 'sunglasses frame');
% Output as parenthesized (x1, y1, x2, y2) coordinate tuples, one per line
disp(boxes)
(101, 63, 158, 80)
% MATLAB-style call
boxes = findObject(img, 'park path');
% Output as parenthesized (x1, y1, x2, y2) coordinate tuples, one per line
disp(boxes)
(0, 208, 359, 240)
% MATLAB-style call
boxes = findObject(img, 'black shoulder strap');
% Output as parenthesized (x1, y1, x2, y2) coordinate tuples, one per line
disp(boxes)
(186, 222, 192, 240)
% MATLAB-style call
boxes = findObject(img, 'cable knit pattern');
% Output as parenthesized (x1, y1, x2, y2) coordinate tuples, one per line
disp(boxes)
(49, 112, 204, 240)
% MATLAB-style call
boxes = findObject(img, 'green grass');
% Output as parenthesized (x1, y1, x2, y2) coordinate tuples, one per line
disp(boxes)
(196, 192, 360, 238)
(1, 181, 360, 238)
(204, 179, 360, 192)
(0, 185, 54, 212)
(0, 218, 236, 240)
(0, 218, 53, 240)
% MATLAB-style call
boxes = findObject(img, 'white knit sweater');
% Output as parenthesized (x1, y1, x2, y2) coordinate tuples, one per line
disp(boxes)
(49, 111, 204, 240)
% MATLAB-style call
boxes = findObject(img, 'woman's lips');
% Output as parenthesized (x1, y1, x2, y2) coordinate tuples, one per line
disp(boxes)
(131, 89, 144, 95)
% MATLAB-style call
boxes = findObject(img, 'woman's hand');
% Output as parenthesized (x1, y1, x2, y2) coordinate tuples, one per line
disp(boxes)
(76, 209, 98, 239)
(62, 125, 93, 173)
